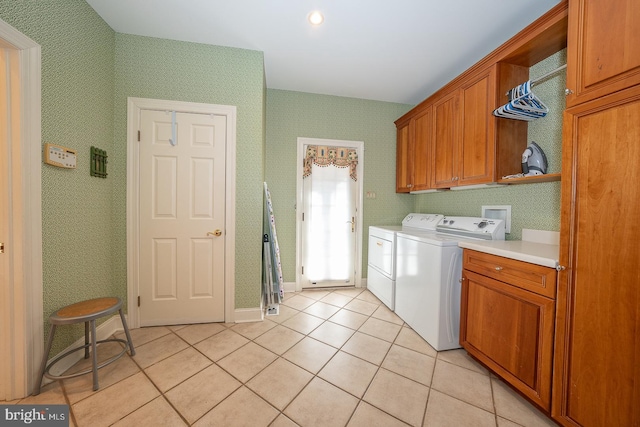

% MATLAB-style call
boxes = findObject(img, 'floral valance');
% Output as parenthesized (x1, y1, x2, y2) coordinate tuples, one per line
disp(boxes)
(303, 145, 358, 181)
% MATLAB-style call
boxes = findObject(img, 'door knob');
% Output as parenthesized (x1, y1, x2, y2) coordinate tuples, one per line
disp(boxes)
(346, 217, 355, 233)
(207, 230, 222, 237)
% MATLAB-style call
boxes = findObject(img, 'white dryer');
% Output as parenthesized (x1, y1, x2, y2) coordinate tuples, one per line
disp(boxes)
(367, 213, 444, 310)
(395, 217, 504, 351)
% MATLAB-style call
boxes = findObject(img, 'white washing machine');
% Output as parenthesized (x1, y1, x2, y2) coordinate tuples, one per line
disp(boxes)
(367, 213, 444, 310)
(395, 217, 505, 351)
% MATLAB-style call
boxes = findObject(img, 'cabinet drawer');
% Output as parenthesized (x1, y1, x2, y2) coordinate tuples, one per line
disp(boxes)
(463, 249, 556, 298)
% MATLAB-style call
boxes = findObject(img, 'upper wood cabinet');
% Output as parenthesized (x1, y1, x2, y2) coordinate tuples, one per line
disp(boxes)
(458, 67, 497, 186)
(412, 107, 432, 191)
(566, 0, 640, 107)
(552, 86, 640, 427)
(395, 2, 569, 192)
(395, 117, 412, 192)
(431, 91, 460, 188)
(395, 107, 432, 192)
(430, 67, 498, 189)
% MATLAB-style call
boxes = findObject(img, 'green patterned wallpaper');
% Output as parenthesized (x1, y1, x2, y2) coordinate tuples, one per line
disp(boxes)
(113, 34, 265, 309)
(415, 50, 567, 239)
(0, 0, 116, 354)
(265, 89, 413, 281)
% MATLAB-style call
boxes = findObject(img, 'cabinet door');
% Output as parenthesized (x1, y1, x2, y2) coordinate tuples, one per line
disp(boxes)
(411, 107, 432, 191)
(431, 91, 459, 188)
(458, 68, 496, 185)
(566, 0, 640, 107)
(553, 89, 640, 426)
(395, 118, 413, 193)
(461, 270, 555, 410)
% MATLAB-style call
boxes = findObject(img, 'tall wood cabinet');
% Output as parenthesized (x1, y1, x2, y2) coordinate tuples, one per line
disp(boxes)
(552, 87, 640, 427)
(552, 2, 640, 426)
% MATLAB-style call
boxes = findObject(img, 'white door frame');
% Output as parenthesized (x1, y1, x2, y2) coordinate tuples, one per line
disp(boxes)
(295, 137, 364, 292)
(0, 18, 43, 400)
(126, 97, 237, 327)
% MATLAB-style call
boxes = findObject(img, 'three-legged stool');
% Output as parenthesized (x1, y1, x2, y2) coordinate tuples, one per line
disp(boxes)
(34, 297, 136, 395)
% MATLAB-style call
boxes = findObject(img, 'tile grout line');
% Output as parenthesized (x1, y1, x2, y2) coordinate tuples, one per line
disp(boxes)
(119, 328, 194, 426)
(282, 290, 426, 426)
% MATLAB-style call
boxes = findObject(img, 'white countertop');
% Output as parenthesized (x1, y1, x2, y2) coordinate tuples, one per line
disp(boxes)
(458, 239, 559, 268)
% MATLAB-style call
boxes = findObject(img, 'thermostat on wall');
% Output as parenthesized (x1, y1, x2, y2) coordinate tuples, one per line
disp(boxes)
(44, 143, 77, 169)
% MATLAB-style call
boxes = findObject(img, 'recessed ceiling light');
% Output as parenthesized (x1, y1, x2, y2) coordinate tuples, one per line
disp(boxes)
(308, 11, 324, 26)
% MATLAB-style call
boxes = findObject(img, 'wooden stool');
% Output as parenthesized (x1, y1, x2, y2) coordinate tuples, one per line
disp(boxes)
(33, 297, 136, 395)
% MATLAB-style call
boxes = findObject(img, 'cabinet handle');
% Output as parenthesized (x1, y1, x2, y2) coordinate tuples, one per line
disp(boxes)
(377, 242, 383, 246)
(407, 184, 413, 188)
(494, 266, 503, 271)
(556, 265, 566, 271)
(564, 88, 574, 96)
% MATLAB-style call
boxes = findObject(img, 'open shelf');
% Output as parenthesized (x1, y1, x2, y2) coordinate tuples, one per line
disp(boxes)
(497, 173, 561, 185)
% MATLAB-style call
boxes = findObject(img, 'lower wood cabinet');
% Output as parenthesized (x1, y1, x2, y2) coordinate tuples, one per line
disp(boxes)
(460, 250, 556, 411)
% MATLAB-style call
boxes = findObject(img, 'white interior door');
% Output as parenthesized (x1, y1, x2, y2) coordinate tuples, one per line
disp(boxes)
(299, 141, 362, 289)
(0, 21, 43, 399)
(139, 109, 226, 326)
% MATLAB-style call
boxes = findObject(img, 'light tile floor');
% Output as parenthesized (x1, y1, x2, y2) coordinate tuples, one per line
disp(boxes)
(11, 288, 557, 427)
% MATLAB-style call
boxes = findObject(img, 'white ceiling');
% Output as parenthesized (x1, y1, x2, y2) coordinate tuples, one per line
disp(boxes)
(86, 0, 561, 105)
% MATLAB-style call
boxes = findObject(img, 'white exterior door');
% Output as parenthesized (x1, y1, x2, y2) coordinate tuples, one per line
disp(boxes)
(297, 139, 364, 290)
(138, 109, 226, 325)
(302, 165, 357, 288)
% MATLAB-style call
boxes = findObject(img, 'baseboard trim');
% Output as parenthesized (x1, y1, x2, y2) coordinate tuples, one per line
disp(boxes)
(234, 307, 263, 323)
(283, 280, 367, 293)
(283, 281, 296, 293)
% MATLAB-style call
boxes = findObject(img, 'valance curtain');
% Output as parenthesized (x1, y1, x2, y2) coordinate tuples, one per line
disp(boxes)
(303, 145, 358, 181)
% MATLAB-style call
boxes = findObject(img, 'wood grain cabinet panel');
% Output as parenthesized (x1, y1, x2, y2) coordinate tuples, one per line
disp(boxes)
(552, 89, 640, 427)
(566, 0, 640, 106)
(430, 67, 498, 189)
(463, 250, 557, 298)
(431, 91, 460, 188)
(395, 107, 432, 193)
(411, 107, 432, 191)
(458, 67, 497, 186)
(395, 118, 412, 192)
(461, 267, 555, 410)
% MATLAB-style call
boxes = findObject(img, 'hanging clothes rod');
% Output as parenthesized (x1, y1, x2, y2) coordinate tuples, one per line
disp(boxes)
(505, 64, 567, 96)
(531, 64, 567, 86)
